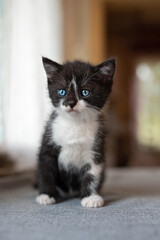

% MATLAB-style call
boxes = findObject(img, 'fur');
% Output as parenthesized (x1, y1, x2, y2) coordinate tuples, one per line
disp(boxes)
(36, 57, 115, 208)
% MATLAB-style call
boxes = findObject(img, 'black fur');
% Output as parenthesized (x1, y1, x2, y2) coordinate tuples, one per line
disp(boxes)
(37, 57, 115, 203)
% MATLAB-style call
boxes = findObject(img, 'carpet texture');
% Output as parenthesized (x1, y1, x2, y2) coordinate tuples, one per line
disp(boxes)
(0, 168, 160, 240)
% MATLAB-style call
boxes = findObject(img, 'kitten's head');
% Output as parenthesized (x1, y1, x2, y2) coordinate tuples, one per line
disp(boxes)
(42, 57, 115, 119)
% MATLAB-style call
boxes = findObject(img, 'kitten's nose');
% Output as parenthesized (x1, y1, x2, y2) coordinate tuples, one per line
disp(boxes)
(68, 100, 77, 108)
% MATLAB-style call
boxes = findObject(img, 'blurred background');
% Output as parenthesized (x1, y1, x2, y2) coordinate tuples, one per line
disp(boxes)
(0, 0, 160, 177)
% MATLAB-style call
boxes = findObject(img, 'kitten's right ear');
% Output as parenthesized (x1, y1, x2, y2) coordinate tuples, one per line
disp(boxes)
(42, 57, 62, 80)
(95, 58, 115, 83)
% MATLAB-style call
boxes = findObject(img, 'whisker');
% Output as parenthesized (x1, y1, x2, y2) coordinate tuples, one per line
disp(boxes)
(81, 72, 97, 86)
(56, 72, 66, 86)
(87, 105, 103, 113)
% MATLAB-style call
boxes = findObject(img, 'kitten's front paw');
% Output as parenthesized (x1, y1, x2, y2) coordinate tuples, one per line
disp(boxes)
(81, 194, 104, 208)
(36, 194, 56, 205)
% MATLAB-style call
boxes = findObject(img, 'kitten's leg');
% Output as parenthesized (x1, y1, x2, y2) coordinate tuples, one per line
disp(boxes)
(36, 146, 59, 205)
(80, 163, 104, 208)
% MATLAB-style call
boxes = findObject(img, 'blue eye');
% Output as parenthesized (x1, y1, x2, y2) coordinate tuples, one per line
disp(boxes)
(58, 89, 66, 96)
(81, 89, 90, 97)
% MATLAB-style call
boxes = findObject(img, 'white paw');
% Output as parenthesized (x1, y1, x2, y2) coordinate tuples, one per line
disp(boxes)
(81, 194, 104, 208)
(36, 194, 56, 205)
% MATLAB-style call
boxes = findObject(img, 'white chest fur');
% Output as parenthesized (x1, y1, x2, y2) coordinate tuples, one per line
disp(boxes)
(52, 114, 99, 169)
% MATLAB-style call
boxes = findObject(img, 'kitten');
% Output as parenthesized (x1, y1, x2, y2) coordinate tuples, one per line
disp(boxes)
(36, 57, 115, 208)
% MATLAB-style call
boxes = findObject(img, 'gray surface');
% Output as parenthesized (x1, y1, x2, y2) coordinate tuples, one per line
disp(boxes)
(0, 168, 160, 240)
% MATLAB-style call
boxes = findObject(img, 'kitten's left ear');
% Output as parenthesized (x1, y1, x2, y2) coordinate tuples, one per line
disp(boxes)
(95, 58, 115, 82)
(42, 57, 62, 79)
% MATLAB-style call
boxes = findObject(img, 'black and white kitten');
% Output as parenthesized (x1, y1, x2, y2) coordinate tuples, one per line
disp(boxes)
(36, 57, 115, 208)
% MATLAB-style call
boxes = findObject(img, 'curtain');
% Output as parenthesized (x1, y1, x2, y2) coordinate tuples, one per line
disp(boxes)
(0, 0, 63, 170)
